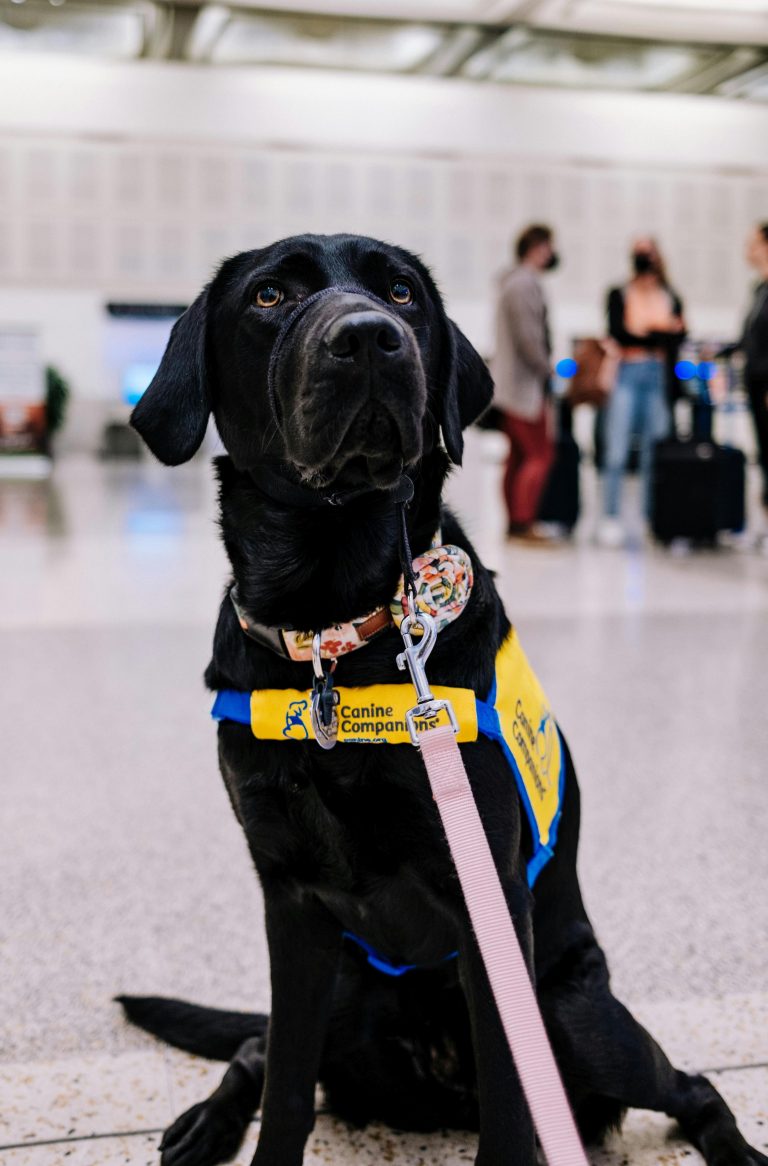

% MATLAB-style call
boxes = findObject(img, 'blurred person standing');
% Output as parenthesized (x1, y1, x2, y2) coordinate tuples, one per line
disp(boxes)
(492, 224, 558, 545)
(732, 224, 768, 545)
(598, 238, 686, 548)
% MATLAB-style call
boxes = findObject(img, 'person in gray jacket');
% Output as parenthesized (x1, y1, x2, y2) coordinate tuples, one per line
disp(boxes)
(492, 224, 558, 543)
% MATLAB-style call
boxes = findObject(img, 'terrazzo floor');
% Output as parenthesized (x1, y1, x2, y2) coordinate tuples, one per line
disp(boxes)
(2, 436, 767, 1165)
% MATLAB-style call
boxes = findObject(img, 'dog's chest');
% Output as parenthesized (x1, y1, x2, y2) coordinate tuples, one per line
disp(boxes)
(225, 736, 450, 895)
(240, 750, 463, 959)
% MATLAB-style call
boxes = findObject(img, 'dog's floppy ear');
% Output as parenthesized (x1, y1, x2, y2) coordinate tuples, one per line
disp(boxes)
(439, 319, 494, 466)
(131, 287, 211, 466)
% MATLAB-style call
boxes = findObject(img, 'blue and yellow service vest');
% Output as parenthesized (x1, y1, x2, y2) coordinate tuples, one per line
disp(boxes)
(213, 628, 565, 890)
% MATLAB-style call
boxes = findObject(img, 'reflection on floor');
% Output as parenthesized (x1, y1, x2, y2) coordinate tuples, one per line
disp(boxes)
(2, 442, 767, 1165)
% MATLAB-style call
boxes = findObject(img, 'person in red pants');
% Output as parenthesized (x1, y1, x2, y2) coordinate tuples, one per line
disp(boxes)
(492, 225, 558, 544)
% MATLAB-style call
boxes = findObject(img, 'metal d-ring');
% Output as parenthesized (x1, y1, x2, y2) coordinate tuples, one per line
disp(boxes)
(310, 632, 339, 749)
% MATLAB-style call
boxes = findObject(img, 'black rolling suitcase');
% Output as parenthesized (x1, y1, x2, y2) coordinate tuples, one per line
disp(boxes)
(538, 401, 581, 532)
(651, 439, 745, 543)
(717, 444, 747, 533)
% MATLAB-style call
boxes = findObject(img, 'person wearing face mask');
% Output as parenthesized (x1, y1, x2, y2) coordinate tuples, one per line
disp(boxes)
(598, 238, 686, 548)
(492, 224, 559, 545)
(724, 224, 768, 546)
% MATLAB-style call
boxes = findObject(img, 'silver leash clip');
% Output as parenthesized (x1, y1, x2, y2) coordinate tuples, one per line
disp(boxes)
(396, 605, 458, 747)
(310, 632, 339, 750)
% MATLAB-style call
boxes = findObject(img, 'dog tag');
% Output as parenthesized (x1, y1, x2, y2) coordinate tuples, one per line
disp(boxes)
(311, 673, 339, 749)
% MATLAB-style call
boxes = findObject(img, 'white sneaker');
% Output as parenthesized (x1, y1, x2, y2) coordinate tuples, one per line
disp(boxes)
(597, 517, 625, 549)
(753, 509, 768, 550)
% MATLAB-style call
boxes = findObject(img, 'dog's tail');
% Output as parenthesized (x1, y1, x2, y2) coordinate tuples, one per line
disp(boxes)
(116, 995, 267, 1062)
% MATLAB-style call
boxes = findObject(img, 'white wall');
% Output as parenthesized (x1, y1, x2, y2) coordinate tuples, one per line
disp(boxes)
(1, 53, 767, 449)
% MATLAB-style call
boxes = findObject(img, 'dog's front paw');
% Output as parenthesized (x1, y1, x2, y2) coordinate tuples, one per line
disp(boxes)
(160, 1099, 249, 1166)
(706, 1143, 768, 1166)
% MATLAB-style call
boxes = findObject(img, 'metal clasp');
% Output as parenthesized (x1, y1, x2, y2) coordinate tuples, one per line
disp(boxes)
(396, 608, 458, 746)
(310, 633, 339, 750)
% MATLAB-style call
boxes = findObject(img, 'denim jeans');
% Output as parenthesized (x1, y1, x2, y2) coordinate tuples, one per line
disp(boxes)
(603, 359, 670, 519)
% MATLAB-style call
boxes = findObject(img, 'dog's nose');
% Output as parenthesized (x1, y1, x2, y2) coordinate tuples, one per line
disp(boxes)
(324, 312, 404, 361)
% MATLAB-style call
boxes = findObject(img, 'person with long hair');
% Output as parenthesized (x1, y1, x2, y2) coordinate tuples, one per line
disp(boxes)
(598, 237, 686, 548)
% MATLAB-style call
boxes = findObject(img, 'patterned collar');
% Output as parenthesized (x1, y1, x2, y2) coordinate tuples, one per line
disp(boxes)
(230, 538, 473, 663)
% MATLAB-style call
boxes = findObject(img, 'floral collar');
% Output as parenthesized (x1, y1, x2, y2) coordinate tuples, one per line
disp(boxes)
(230, 538, 473, 663)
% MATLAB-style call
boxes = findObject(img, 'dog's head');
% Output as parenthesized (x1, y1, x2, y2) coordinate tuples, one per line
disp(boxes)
(131, 234, 492, 491)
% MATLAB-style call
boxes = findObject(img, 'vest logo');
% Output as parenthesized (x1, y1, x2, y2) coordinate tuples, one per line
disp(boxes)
(283, 700, 309, 740)
(536, 710, 556, 791)
(514, 700, 556, 797)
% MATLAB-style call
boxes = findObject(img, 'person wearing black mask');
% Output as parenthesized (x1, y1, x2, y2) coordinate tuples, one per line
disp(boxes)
(598, 237, 686, 548)
(492, 224, 560, 544)
(725, 224, 768, 546)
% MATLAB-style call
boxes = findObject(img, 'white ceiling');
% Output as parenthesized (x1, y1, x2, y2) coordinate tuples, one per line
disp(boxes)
(1, 0, 767, 98)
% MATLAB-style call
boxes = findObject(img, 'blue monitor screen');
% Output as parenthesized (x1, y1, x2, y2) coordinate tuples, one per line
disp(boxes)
(122, 363, 158, 406)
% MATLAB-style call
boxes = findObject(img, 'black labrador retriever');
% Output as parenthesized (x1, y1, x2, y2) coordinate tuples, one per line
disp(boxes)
(121, 233, 766, 1166)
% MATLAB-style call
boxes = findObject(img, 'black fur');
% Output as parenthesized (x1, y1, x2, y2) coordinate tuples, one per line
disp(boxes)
(131, 288, 211, 466)
(115, 995, 267, 1062)
(124, 234, 767, 1166)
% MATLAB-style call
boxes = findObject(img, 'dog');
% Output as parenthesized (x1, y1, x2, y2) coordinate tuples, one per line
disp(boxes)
(120, 233, 767, 1166)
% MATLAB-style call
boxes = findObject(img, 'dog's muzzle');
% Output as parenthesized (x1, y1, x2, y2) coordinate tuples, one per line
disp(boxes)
(267, 285, 426, 485)
(266, 284, 395, 431)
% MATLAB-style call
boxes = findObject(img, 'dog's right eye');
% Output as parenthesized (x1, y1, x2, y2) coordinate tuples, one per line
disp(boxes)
(254, 285, 284, 309)
(389, 280, 413, 306)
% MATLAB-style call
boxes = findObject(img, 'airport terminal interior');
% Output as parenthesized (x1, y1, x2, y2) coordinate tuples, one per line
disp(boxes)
(2, 1, 768, 1164)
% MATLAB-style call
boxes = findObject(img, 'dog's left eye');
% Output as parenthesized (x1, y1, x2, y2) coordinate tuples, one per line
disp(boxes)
(254, 285, 284, 309)
(389, 280, 413, 306)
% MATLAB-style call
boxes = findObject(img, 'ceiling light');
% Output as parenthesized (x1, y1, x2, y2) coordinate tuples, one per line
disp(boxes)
(602, 0, 768, 9)
(464, 30, 708, 90)
(212, 15, 442, 71)
(0, 11, 144, 57)
(187, 3, 229, 61)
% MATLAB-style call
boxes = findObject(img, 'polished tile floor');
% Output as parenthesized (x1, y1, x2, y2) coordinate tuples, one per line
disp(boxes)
(2, 438, 767, 1164)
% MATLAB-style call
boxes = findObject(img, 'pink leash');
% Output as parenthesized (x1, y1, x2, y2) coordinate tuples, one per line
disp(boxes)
(396, 615, 589, 1166)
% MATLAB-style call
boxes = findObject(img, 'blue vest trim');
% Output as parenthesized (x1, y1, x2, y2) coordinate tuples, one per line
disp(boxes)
(211, 689, 250, 724)
(343, 931, 458, 977)
(473, 678, 566, 889)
